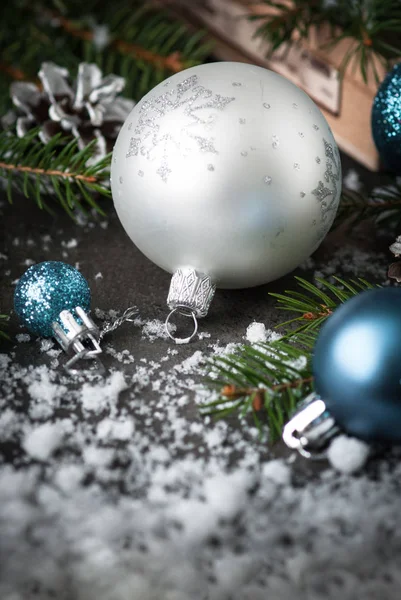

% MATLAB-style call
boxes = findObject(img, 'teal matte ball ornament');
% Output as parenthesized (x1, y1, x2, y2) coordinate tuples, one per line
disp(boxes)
(313, 288, 401, 444)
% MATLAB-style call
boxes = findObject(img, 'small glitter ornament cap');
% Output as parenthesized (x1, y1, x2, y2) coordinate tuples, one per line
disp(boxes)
(14, 261, 102, 372)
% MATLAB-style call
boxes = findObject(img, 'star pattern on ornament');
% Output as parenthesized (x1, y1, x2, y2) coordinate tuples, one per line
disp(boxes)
(156, 162, 172, 183)
(312, 181, 333, 203)
(191, 134, 218, 154)
(126, 137, 140, 158)
(125, 74, 236, 182)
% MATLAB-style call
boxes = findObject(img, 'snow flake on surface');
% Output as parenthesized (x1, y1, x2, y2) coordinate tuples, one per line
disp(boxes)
(327, 434, 370, 474)
(23, 422, 64, 461)
(245, 321, 267, 343)
(343, 168, 362, 192)
(80, 371, 127, 414)
(16, 333, 30, 343)
(61, 238, 78, 249)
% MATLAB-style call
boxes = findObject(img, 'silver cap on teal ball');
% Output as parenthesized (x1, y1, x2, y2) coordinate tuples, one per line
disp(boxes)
(283, 287, 401, 458)
(14, 261, 101, 372)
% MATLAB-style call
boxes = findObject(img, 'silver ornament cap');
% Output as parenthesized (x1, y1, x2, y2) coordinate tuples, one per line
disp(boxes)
(282, 393, 340, 459)
(52, 306, 103, 374)
(167, 267, 216, 317)
(165, 267, 216, 344)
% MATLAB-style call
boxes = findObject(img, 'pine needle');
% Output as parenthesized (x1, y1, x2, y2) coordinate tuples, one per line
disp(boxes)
(202, 276, 376, 442)
(251, 0, 401, 84)
(202, 334, 314, 442)
(0, 129, 111, 218)
(0, 315, 10, 341)
(335, 184, 401, 230)
(270, 276, 377, 336)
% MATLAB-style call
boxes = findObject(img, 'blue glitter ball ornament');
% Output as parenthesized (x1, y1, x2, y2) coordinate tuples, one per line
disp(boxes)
(372, 63, 401, 173)
(313, 288, 401, 444)
(14, 261, 91, 338)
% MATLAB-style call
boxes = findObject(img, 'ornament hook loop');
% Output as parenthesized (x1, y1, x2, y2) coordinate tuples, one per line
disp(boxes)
(282, 393, 340, 459)
(165, 307, 198, 345)
(99, 306, 139, 339)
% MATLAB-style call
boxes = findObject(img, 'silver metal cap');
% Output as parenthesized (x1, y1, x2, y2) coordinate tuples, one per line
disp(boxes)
(167, 267, 216, 318)
(52, 306, 102, 373)
(282, 393, 340, 459)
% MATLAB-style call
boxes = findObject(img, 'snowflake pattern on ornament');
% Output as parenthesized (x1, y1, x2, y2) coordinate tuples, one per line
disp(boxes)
(125, 75, 235, 182)
(311, 138, 341, 241)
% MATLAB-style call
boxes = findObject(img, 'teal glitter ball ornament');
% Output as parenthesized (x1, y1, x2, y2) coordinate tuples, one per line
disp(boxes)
(313, 288, 401, 444)
(372, 63, 401, 173)
(14, 261, 91, 338)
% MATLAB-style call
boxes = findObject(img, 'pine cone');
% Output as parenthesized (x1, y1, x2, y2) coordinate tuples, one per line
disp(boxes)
(390, 235, 401, 257)
(5, 62, 135, 162)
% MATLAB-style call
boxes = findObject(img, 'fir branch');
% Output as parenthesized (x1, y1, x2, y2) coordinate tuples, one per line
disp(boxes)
(270, 276, 376, 335)
(203, 276, 376, 441)
(0, 161, 99, 184)
(0, 315, 10, 341)
(0, 1, 210, 111)
(45, 10, 188, 73)
(335, 183, 401, 230)
(0, 129, 111, 218)
(0, 62, 29, 82)
(250, 0, 401, 83)
(202, 333, 315, 441)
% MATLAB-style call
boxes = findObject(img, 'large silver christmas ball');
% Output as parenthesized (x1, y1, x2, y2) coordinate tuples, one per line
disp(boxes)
(111, 62, 341, 289)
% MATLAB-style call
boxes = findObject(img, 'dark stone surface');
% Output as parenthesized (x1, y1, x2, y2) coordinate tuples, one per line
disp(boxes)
(0, 151, 394, 473)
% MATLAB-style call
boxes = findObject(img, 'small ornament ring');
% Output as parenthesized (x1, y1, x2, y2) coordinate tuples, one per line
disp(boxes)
(165, 307, 198, 344)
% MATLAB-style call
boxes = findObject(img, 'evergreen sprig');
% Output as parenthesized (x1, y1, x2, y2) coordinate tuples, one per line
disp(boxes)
(45, 3, 211, 100)
(0, 1, 210, 113)
(203, 276, 376, 441)
(335, 183, 401, 230)
(270, 275, 376, 336)
(0, 315, 10, 341)
(0, 128, 111, 218)
(202, 333, 315, 441)
(250, 0, 401, 83)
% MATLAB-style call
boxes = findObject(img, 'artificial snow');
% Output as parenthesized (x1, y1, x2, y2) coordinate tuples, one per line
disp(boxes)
(92, 23, 110, 50)
(16, 333, 30, 343)
(139, 318, 177, 341)
(21, 258, 35, 266)
(40, 338, 54, 352)
(343, 168, 362, 192)
(245, 323, 282, 344)
(262, 458, 291, 485)
(97, 417, 134, 441)
(1, 330, 388, 600)
(2, 197, 400, 600)
(246, 321, 267, 343)
(23, 422, 64, 461)
(80, 371, 127, 414)
(327, 435, 370, 474)
(62, 238, 78, 249)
